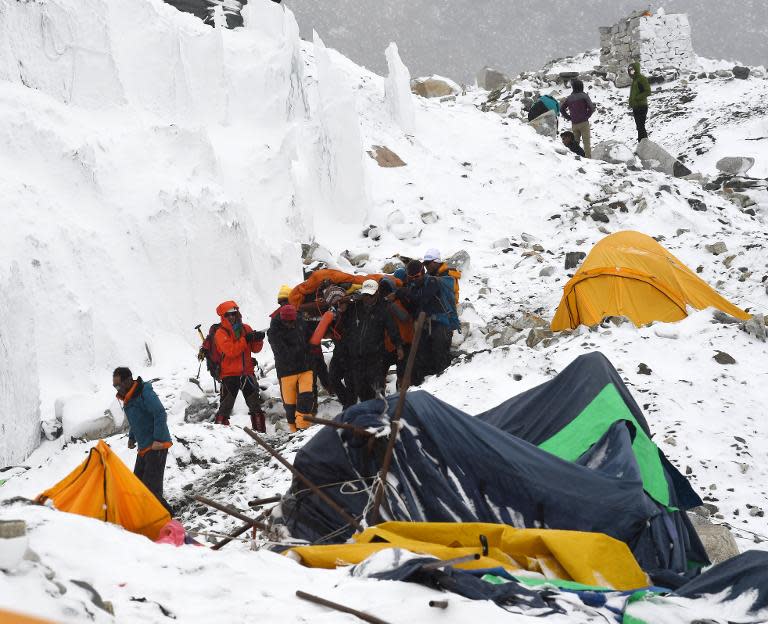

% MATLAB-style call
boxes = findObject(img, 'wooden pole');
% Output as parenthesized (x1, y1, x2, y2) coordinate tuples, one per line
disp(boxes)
(369, 311, 426, 525)
(296, 591, 392, 624)
(247, 495, 282, 508)
(243, 428, 363, 532)
(302, 415, 373, 437)
(192, 495, 271, 532)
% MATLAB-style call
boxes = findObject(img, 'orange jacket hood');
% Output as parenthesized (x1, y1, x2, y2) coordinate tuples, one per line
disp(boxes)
(216, 300, 239, 318)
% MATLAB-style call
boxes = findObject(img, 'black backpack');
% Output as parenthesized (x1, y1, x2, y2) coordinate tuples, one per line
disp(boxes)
(199, 323, 224, 381)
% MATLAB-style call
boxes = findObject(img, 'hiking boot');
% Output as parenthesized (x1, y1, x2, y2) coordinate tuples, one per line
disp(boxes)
(250, 411, 266, 434)
(214, 414, 229, 425)
(288, 422, 298, 434)
(295, 414, 311, 430)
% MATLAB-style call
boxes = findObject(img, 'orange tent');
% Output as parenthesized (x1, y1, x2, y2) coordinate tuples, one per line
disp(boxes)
(37, 440, 170, 540)
(552, 231, 749, 330)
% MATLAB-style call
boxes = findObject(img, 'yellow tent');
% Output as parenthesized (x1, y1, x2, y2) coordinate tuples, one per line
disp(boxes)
(38, 440, 170, 540)
(552, 231, 749, 330)
(288, 522, 648, 591)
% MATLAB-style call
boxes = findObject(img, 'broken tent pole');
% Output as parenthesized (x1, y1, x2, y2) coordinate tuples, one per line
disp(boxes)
(369, 311, 426, 525)
(429, 600, 448, 609)
(302, 415, 373, 437)
(247, 495, 282, 508)
(192, 495, 271, 532)
(296, 590, 392, 624)
(419, 553, 481, 571)
(243, 428, 363, 532)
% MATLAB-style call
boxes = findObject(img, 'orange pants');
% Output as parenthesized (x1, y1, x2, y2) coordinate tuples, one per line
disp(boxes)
(279, 370, 314, 429)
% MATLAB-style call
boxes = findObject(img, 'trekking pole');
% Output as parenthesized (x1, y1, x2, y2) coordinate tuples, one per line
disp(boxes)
(295, 591, 392, 624)
(369, 312, 426, 526)
(243, 428, 363, 532)
(211, 506, 272, 551)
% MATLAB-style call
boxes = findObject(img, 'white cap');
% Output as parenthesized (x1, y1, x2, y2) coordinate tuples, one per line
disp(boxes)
(423, 248, 441, 262)
(226, 307, 238, 314)
(360, 279, 379, 296)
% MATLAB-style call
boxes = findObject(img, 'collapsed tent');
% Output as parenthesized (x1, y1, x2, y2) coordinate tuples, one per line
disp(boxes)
(551, 230, 749, 330)
(278, 352, 707, 577)
(37, 440, 170, 540)
(289, 522, 649, 591)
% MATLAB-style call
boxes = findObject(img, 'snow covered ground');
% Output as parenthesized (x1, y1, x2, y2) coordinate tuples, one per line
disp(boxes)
(2, 0, 768, 621)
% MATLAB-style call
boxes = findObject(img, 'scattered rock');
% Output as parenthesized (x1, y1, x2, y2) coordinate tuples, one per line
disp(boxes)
(420, 211, 438, 224)
(411, 75, 460, 98)
(564, 251, 586, 270)
(528, 110, 558, 138)
(492, 237, 512, 249)
(687, 512, 740, 564)
(636, 139, 692, 178)
(687, 198, 706, 211)
(637, 363, 652, 375)
(362, 225, 382, 241)
(510, 313, 549, 331)
(526, 327, 554, 348)
(539, 266, 555, 277)
(705, 242, 728, 256)
(741, 313, 767, 342)
(713, 350, 736, 365)
(520, 232, 537, 243)
(380, 260, 405, 274)
(716, 156, 755, 176)
(476, 66, 510, 91)
(0, 519, 27, 571)
(715, 69, 733, 79)
(664, 436, 677, 446)
(592, 140, 636, 165)
(590, 209, 609, 223)
(367, 145, 406, 168)
(732, 66, 750, 80)
(347, 252, 370, 267)
(445, 249, 471, 270)
(184, 396, 216, 424)
(491, 326, 521, 348)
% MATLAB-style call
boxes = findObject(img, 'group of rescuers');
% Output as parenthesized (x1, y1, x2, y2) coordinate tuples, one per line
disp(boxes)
(528, 62, 652, 160)
(112, 249, 461, 512)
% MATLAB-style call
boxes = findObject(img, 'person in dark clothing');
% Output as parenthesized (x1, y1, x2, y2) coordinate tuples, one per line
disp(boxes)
(268, 304, 313, 433)
(114, 367, 173, 514)
(338, 280, 402, 404)
(561, 79, 595, 158)
(628, 62, 651, 141)
(527, 94, 560, 122)
(396, 260, 454, 380)
(212, 300, 266, 431)
(379, 277, 415, 387)
(560, 131, 585, 157)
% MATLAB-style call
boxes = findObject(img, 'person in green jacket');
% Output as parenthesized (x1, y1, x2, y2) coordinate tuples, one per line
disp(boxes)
(628, 62, 651, 141)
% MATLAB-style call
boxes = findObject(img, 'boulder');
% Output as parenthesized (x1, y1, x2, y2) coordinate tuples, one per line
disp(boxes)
(732, 66, 750, 80)
(411, 75, 460, 98)
(477, 66, 510, 91)
(716, 156, 755, 176)
(564, 251, 586, 269)
(713, 350, 736, 365)
(420, 211, 438, 224)
(380, 259, 405, 274)
(526, 327, 554, 348)
(0, 520, 27, 571)
(528, 110, 557, 139)
(705, 241, 728, 255)
(592, 140, 636, 165)
(367, 145, 406, 168)
(614, 72, 632, 88)
(687, 512, 740, 564)
(539, 266, 555, 277)
(635, 139, 692, 177)
(741, 313, 767, 342)
(445, 249, 471, 270)
(510, 313, 549, 331)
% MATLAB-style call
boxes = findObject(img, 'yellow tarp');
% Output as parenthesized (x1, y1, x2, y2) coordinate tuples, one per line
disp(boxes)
(38, 440, 170, 540)
(288, 522, 649, 591)
(551, 230, 749, 330)
(0, 609, 56, 624)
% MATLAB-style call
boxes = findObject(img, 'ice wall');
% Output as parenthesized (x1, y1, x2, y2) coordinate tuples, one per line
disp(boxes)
(0, 0, 334, 460)
(385, 42, 416, 135)
(0, 264, 40, 466)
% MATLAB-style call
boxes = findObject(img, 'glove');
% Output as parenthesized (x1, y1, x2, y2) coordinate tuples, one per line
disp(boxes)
(247, 330, 265, 342)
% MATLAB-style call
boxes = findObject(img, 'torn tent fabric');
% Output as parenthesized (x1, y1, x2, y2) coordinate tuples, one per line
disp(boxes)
(37, 440, 170, 540)
(288, 522, 649, 590)
(278, 352, 706, 575)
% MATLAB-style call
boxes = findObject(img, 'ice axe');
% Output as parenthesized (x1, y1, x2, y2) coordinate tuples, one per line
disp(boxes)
(194, 324, 206, 380)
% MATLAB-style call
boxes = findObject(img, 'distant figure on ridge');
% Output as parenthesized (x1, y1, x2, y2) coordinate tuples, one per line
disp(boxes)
(560, 131, 585, 157)
(628, 62, 651, 141)
(561, 79, 595, 158)
(113, 367, 173, 514)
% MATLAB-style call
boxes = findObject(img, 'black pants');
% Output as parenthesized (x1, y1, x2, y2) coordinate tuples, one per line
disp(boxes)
(217, 375, 262, 419)
(329, 349, 354, 409)
(416, 322, 453, 379)
(348, 355, 385, 405)
(134, 449, 173, 515)
(632, 106, 648, 141)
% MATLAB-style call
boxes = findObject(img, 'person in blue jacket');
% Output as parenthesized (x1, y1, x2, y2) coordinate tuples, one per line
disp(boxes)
(113, 367, 173, 514)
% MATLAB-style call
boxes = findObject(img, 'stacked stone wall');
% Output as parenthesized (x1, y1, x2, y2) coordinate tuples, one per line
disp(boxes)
(600, 10, 696, 82)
